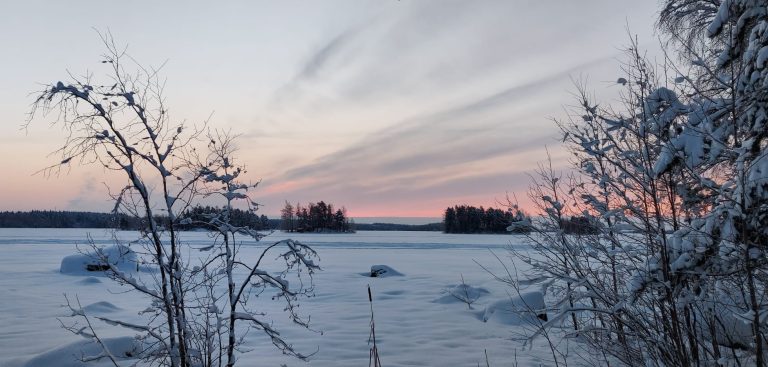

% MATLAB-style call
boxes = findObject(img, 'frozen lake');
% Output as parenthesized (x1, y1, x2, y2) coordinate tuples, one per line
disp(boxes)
(0, 229, 565, 367)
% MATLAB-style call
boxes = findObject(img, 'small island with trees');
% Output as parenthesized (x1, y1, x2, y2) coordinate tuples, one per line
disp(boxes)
(280, 201, 354, 233)
(442, 205, 531, 234)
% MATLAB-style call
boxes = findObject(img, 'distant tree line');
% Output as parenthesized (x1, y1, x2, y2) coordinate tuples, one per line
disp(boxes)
(178, 205, 274, 231)
(560, 216, 600, 235)
(0, 209, 446, 232)
(280, 201, 353, 233)
(443, 205, 531, 234)
(0, 210, 143, 229)
(0, 208, 279, 231)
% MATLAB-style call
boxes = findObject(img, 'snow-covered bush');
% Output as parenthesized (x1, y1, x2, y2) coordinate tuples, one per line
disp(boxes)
(30, 35, 320, 367)
(505, 2, 768, 363)
(436, 275, 489, 309)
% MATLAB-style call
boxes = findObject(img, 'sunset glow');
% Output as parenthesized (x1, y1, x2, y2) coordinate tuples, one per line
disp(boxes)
(0, 1, 658, 218)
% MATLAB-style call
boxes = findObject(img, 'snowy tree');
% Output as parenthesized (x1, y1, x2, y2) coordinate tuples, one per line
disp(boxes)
(280, 201, 295, 232)
(507, 36, 725, 365)
(506, 1, 768, 362)
(655, 1, 768, 364)
(29, 34, 320, 367)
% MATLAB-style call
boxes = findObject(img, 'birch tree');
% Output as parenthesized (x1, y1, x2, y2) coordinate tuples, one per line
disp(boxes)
(30, 34, 320, 367)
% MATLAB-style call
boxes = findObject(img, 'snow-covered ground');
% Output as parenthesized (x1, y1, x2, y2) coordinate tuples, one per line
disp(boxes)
(0, 229, 569, 367)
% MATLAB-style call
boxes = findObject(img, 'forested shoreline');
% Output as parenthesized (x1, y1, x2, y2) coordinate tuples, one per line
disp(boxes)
(0, 210, 142, 229)
(0, 210, 445, 231)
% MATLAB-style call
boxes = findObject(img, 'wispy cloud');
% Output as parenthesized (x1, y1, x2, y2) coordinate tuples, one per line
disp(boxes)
(0, 0, 659, 215)
(265, 55, 613, 198)
(294, 28, 359, 82)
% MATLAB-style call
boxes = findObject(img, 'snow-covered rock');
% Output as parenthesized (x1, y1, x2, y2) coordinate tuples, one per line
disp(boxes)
(367, 265, 403, 277)
(60, 244, 137, 274)
(481, 292, 546, 325)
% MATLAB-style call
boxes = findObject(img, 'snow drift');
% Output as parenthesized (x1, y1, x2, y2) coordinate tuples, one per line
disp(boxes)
(21, 336, 140, 367)
(481, 292, 546, 325)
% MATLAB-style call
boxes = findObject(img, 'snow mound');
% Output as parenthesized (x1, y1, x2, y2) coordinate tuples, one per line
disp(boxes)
(76, 276, 102, 285)
(82, 301, 121, 314)
(60, 244, 137, 275)
(366, 265, 403, 277)
(481, 292, 546, 325)
(434, 284, 490, 304)
(22, 336, 140, 367)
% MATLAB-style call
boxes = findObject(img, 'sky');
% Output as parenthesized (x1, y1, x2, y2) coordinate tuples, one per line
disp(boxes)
(0, 1, 660, 218)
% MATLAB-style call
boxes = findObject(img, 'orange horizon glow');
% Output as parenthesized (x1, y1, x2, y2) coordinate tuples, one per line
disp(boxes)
(0, 1, 658, 221)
